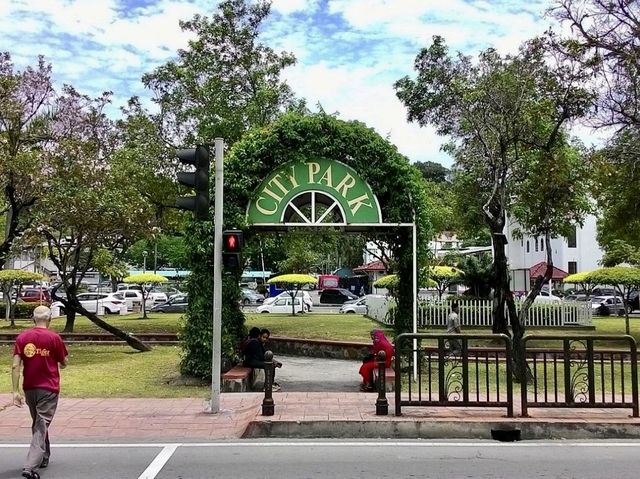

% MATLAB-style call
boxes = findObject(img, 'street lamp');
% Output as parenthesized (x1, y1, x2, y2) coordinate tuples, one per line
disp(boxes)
(142, 250, 148, 274)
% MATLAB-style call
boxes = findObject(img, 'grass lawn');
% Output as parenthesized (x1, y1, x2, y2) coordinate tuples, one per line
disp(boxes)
(245, 313, 390, 342)
(0, 344, 209, 398)
(0, 313, 185, 335)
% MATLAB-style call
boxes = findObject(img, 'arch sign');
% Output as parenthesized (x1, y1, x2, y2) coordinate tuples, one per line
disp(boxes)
(246, 158, 382, 225)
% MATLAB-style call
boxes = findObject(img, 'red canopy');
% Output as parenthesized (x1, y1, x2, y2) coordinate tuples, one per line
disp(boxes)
(529, 262, 568, 280)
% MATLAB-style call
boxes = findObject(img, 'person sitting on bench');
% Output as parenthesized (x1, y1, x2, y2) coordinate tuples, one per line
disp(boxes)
(359, 329, 394, 392)
(242, 327, 282, 391)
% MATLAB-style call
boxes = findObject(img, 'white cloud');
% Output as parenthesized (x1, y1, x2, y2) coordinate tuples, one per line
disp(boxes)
(1, 0, 573, 168)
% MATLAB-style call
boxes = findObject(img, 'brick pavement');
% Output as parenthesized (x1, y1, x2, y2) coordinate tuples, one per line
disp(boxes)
(1, 392, 640, 442)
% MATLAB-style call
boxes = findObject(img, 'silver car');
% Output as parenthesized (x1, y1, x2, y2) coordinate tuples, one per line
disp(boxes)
(339, 296, 368, 314)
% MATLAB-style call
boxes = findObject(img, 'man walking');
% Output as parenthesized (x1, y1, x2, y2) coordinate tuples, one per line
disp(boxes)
(12, 305, 68, 479)
(447, 302, 462, 354)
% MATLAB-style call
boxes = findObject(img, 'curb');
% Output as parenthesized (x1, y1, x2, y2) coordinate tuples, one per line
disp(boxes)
(243, 420, 640, 440)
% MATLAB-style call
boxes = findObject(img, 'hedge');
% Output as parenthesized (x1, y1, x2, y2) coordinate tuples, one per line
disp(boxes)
(0, 302, 40, 319)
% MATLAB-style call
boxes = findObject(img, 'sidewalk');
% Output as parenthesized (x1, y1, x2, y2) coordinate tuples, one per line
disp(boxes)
(2, 392, 640, 443)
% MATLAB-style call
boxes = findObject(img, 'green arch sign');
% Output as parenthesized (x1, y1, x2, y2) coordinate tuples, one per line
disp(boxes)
(246, 158, 382, 225)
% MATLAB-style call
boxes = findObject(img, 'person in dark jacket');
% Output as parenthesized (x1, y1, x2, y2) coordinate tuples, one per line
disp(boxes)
(243, 328, 282, 391)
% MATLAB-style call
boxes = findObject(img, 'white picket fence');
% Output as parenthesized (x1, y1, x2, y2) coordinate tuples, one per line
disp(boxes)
(366, 296, 592, 328)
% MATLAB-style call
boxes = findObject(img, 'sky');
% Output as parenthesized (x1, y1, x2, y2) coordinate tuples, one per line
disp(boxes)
(0, 0, 565, 167)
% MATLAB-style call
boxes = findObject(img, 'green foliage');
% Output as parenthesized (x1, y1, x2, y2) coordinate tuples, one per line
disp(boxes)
(599, 239, 640, 267)
(0, 270, 43, 283)
(456, 254, 493, 298)
(414, 161, 449, 183)
(179, 222, 245, 379)
(225, 112, 433, 334)
(587, 267, 640, 289)
(0, 301, 39, 319)
(267, 274, 317, 286)
(123, 273, 168, 284)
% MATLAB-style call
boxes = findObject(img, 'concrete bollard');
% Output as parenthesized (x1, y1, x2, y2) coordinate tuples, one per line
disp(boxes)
(376, 350, 388, 415)
(262, 350, 275, 416)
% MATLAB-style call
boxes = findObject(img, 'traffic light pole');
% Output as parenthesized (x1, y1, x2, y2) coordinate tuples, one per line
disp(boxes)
(210, 138, 224, 414)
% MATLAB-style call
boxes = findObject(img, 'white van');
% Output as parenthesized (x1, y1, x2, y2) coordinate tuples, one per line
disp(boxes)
(256, 297, 304, 314)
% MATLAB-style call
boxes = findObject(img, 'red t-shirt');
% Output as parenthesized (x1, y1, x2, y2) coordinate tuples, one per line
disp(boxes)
(14, 327, 68, 393)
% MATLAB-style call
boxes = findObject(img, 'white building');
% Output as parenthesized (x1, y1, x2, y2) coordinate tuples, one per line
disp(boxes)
(505, 213, 604, 291)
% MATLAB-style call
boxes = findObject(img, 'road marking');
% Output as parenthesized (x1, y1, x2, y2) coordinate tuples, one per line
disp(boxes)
(137, 444, 179, 479)
(2, 441, 640, 449)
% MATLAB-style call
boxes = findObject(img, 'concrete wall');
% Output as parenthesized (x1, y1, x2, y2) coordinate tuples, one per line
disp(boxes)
(268, 336, 370, 360)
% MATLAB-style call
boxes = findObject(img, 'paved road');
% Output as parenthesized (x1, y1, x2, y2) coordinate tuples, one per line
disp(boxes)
(270, 355, 362, 392)
(2, 440, 640, 479)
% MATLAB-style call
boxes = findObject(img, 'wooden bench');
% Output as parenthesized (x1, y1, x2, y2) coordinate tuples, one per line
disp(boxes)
(222, 366, 265, 392)
(372, 367, 395, 392)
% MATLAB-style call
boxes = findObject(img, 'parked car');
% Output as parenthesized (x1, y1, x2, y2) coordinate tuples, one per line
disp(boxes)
(627, 290, 639, 312)
(146, 288, 168, 305)
(150, 294, 189, 313)
(563, 294, 589, 302)
(263, 290, 313, 311)
(119, 290, 153, 311)
(240, 288, 265, 305)
(340, 297, 367, 314)
(319, 288, 359, 305)
(256, 296, 304, 314)
(19, 288, 51, 305)
(531, 290, 562, 303)
(51, 292, 126, 315)
(590, 296, 628, 316)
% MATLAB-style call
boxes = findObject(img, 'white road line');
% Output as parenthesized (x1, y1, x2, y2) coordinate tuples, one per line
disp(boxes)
(137, 444, 179, 479)
(2, 441, 640, 448)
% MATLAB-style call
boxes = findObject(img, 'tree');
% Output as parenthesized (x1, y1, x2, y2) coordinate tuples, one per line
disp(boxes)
(551, 2, 640, 247)
(587, 267, 640, 335)
(29, 86, 151, 352)
(0, 53, 55, 269)
(457, 254, 493, 298)
(0, 269, 43, 327)
(599, 239, 640, 267)
(395, 36, 592, 378)
(123, 273, 168, 319)
(428, 266, 464, 300)
(267, 274, 317, 316)
(414, 161, 449, 183)
(562, 271, 595, 295)
(551, 1, 640, 129)
(145, 0, 300, 379)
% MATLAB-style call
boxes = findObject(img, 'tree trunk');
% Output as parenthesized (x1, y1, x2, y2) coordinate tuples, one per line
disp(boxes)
(63, 309, 76, 333)
(490, 225, 510, 335)
(59, 297, 151, 352)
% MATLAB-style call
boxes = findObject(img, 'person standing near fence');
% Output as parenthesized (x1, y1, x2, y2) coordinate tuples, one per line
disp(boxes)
(447, 302, 462, 353)
(12, 305, 68, 479)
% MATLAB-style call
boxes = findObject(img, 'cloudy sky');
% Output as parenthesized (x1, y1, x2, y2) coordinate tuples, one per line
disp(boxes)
(1, 0, 562, 166)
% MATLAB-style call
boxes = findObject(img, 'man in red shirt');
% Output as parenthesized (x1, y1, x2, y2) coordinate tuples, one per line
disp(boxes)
(12, 305, 68, 479)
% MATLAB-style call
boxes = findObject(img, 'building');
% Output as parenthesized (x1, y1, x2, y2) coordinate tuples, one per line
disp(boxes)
(505, 213, 603, 291)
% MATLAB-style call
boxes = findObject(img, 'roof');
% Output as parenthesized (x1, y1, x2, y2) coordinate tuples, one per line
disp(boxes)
(353, 260, 386, 273)
(529, 262, 568, 280)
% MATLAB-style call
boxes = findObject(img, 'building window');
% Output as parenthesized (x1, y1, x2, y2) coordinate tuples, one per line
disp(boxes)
(568, 261, 578, 275)
(526, 240, 530, 253)
(567, 227, 577, 248)
(535, 237, 539, 252)
(540, 239, 544, 251)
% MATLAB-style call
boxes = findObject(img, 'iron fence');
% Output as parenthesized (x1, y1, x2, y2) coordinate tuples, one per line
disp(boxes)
(394, 333, 514, 417)
(520, 335, 639, 417)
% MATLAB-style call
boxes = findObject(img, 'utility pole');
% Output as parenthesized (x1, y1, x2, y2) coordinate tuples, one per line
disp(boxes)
(210, 138, 224, 414)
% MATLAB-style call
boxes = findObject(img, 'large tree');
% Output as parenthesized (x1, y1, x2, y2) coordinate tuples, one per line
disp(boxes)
(395, 36, 592, 375)
(29, 86, 151, 351)
(0, 54, 55, 268)
(551, 2, 640, 247)
(142, 0, 300, 378)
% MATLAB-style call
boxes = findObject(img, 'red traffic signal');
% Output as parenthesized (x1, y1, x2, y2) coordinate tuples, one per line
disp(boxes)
(222, 230, 243, 253)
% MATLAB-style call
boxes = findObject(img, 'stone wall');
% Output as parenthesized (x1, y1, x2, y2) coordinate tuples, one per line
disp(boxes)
(267, 336, 370, 360)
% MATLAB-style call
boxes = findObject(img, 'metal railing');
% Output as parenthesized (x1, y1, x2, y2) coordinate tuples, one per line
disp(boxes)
(394, 333, 514, 417)
(521, 335, 639, 417)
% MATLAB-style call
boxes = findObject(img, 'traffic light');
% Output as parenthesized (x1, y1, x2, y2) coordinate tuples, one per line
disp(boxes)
(222, 229, 243, 271)
(176, 145, 210, 220)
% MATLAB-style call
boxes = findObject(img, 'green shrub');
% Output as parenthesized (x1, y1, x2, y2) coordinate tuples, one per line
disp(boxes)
(0, 302, 39, 319)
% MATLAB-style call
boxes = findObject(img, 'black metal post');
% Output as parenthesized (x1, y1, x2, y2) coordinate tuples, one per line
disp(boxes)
(376, 350, 388, 415)
(261, 350, 274, 416)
